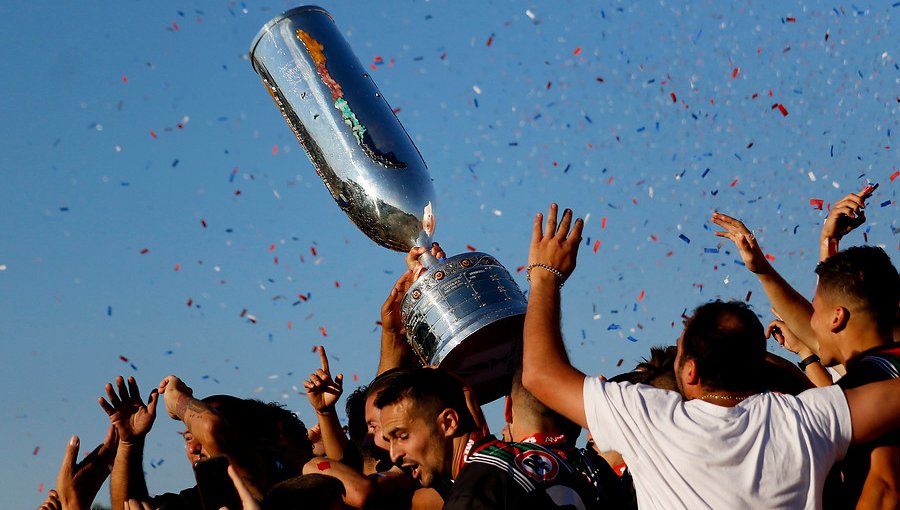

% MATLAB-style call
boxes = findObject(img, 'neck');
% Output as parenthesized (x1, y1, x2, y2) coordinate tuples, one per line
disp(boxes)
(697, 390, 753, 407)
(450, 431, 474, 479)
(837, 328, 891, 365)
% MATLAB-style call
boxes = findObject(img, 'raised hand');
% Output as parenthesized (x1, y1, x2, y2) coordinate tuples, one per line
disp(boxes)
(54, 426, 118, 510)
(381, 269, 415, 339)
(406, 242, 447, 279)
(767, 319, 813, 358)
(304, 345, 344, 415)
(99, 376, 158, 444)
(528, 203, 584, 284)
(36, 490, 61, 510)
(157, 375, 195, 421)
(711, 212, 772, 274)
(821, 188, 869, 242)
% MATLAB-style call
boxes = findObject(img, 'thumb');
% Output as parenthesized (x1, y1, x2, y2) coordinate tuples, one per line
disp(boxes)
(59, 435, 80, 481)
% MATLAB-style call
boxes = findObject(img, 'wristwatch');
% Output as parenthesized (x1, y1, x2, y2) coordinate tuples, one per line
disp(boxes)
(797, 354, 820, 372)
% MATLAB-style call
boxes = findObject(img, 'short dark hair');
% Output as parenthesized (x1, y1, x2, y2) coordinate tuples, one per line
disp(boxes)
(815, 246, 898, 336)
(345, 385, 369, 444)
(609, 345, 678, 391)
(680, 301, 766, 393)
(373, 368, 476, 434)
(264, 473, 345, 510)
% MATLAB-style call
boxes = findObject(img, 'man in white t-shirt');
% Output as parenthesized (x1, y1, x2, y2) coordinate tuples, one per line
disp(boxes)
(520, 203, 900, 510)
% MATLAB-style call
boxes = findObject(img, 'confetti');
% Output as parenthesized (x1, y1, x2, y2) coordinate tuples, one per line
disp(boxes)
(678, 234, 691, 244)
(731, 67, 740, 79)
(320, 326, 328, 337)
(772, 103, 789, 116)
(32, 446, 39, 456)
(140, 248, 149, 254)
(881, 200, 892, 208)
(637, 290, 645, 302)
(765, 253, 776, 262)
(466, 244, 477, 251)
(593, 240, 601, 253)
(573, 47, 582, 56)
(890, 171, 900, 182)
(809, 199, 824, 210)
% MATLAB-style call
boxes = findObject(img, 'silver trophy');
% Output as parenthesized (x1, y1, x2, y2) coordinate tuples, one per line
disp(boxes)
(250, 6, 526, 402)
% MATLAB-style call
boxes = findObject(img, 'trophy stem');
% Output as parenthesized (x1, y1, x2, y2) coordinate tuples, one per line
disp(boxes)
(418, 252, 439, 269)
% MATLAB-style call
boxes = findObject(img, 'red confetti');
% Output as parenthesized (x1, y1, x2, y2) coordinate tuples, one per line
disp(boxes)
(234, 190, 241, 196)
(730, 178, 739, 187)
(353, 372, 359, 382)
(573, 47, 582, 56)
(637, 290, 645, 302)
(466, 244, 477, 252)
(745, 291, 752, 302)
(650, 234, 658, 241)
(174, 263, 181, 272)
(670, 92, 677, 103)
(320, 326, 328, 337)
(240, 309, 247, 318)
(785, 17, 796, 22)
(272, 144, 278, 155)
(269, 244, 276, 252)
(186, 298, 193, 307)
(140, 248, 149, 254)
(809, 198, 824, 210)
(765, 253, 776, 262)
(771, 103, 788, 116)
(316, 461, 331, 471)
(392, 107, 402, 114)
(593, 240, 601, 253)
(334, 281, 340, 288)
(546, 81, 552, 90)
(119, 355, 129, 362)
(486, 35, 493, 47)
(273, 256, 279, 265)
(732, 67, 740, 79)
(889, 171, 900, 182)
(751, 92, 759, 99)
(298, 294, 308, 301)
(287, 321, 292, 330)
(121, 75, 128, 83)
(171, 21, 180, 31)
(616, 359, 624, 367)
(38, 483, 43, 493)
(149, 130, 158, 139)
(596, 77, 605, 83)
(516, 265, 526, 273)
(311, 246, 318, 256)
(33, 446, 39, 456)
(601, 216, 608, 229)
(200, 219, 207, 228)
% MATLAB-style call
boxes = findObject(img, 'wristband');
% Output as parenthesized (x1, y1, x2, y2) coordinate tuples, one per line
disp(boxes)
(797, 354, 820, 372)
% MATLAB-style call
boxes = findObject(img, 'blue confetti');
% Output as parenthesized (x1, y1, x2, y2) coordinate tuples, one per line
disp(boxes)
(679, 234, 691, 243)
(880, 200, 891, 207)
(107, 306, 112, 316)
(701, 168, 710, 178)
(704, 248, 719, 253)
(607, 323, 622, 330)
(627, 336, 639, 342)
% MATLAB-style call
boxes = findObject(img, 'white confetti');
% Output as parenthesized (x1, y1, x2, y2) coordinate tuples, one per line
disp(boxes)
(473, 85, 482, 95)
(807, 171, 816, 182)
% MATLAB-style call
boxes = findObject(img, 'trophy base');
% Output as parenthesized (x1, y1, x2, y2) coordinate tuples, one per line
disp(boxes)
(401, 252, 528, 403)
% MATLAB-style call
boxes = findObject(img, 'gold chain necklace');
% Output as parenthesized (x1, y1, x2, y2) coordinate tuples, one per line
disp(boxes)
(700, 393, 750, 402)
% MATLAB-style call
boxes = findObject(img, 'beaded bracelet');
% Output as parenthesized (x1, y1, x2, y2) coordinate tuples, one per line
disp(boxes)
(526, 263, 566, 288)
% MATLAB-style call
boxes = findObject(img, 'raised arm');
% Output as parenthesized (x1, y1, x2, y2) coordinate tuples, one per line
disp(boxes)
(766, 319, 833, 388)
(304, 346, 348, 461)
(712, 212, 819, 353)
(522, 203, 588, 428)
(378, 269, 418, 374)
(99, 376, 158, 510)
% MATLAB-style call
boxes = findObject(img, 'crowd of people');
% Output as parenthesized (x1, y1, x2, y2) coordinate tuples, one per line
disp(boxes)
(36, 186, 900, 510)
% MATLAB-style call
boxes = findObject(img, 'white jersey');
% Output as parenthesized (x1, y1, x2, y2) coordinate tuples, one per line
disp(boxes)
(583, 377, 852, 509)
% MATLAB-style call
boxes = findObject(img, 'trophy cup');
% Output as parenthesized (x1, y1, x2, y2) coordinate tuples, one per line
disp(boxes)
(250, 6, 526, 402)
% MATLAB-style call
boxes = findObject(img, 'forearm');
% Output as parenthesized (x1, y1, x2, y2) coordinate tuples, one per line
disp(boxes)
(819, 236, 840, 263)
(757, 269, 818, 352)
(377, 331, 415, 375)
(522, 272, 587, 426)
(803, 362, 834, 387)
(315, 410, 348, 461)
(111, 441, 149, 510)
(172, 394, 234, 457)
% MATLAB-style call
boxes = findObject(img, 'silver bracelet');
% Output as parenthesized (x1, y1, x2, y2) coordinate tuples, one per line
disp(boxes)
(526, 263, 566, 287)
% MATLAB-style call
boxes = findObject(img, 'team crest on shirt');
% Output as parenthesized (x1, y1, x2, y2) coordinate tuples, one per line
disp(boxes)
(514, 450, 559, 482)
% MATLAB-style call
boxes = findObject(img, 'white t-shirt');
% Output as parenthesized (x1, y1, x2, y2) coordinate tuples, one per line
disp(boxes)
(583, 377, 852, 510)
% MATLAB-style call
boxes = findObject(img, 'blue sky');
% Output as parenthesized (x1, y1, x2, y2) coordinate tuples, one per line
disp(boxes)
(1, 1, 897, 507)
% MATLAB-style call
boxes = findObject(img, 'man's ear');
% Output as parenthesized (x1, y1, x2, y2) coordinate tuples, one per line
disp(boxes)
(437, 408, 460, 438)
(503, 396, 513, 424)
(682, 358, 699, 386)
(832, 306, 849, 333)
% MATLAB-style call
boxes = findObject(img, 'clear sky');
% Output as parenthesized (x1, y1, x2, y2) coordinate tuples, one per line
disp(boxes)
(1, 1, 897, 507)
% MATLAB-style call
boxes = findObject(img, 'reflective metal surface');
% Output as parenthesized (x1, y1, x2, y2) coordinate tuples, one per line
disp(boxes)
(401, 252, 528, 402)
(250, 6, 436, 251)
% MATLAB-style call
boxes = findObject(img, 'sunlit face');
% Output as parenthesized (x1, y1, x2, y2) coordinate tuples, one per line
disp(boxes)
(182, 428, 208, 464)
(365, 393, 390, 452)
(380, 398, 452, 488)
(810, 286, 840, 366)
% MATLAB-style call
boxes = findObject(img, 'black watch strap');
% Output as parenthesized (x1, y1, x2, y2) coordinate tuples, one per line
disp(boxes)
(798, 354, 820, 372)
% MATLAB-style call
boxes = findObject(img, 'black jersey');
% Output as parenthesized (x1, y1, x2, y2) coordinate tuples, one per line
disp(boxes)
(443, 436, 600, 510)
